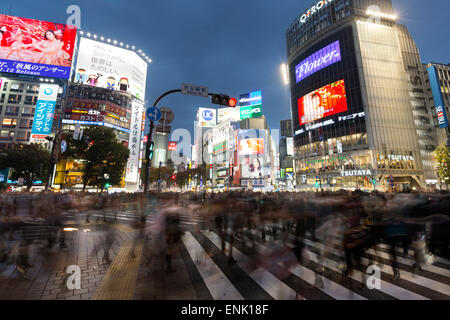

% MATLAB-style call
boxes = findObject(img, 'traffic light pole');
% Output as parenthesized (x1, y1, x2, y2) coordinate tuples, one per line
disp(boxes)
(143, 89, 236, 194)
(144, 89, 181, 194)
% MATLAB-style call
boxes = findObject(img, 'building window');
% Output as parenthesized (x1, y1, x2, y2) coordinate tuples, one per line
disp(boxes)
(5, 106, 18, 116)
(7, 94, 22, 104)
(10, 83, 24, 92)
(2, 118, 17, 128)
(19, 119, 29, 129)
(2, 83, 8, 91)
(16, 131, 28, 141)
(0, 94, 5, 103)
(26, 84, 40, 94)
(0, 130, 14, 140)
(22, 107, 35, 116)
(24, 95, 38, 105)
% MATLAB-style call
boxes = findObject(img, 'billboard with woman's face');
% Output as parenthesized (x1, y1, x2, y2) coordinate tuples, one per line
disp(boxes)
(0, 14, 77, 79)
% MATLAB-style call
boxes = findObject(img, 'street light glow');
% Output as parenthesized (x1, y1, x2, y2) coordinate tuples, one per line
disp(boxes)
(281, 63, 289, 86)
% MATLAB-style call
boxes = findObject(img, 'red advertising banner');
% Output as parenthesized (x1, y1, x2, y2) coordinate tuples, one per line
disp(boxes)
(0, 14, 77, 79)
(168, 141, 177, 151)
(298, 79, 348, 126)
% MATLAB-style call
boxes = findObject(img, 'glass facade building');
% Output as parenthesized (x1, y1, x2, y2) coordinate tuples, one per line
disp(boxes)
(287, 0, 439, 191)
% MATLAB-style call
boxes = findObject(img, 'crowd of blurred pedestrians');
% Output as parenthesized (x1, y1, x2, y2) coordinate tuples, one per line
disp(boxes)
(0, 189, 449, 285)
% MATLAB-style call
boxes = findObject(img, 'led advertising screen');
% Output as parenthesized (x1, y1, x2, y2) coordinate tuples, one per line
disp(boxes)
(295, 41, 341, 83)
(239, 91, 263, 120)
(75, 37, 148, 100)
(239, 138, 265, 156)
(0, 14, 77, 79)
(298, 80, 348, 126)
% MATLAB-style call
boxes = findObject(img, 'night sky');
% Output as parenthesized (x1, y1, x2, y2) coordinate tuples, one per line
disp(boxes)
(2, 0, 449, 140)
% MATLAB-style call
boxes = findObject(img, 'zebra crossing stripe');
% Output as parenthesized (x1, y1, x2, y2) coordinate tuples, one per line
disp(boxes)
(376, 243, 450, 267)
(365, 248, 450, 279)
(270, 239, 429, 300)
(201, 230, 299, 300)
(181, 232, 244, 300)
(299, 236, 450, 297)
(246, 231, 366, 300)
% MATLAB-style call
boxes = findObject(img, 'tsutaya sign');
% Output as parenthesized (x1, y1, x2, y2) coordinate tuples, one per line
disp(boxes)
(296, 40, 341, 83)
(300, 0, 335, 24)
(341, 170, 373, 177)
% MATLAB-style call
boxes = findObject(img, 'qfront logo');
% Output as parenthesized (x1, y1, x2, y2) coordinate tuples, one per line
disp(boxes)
(202, 110, 214, 121)
(44, 88, 54, 95)
(300, 0, 334, 24)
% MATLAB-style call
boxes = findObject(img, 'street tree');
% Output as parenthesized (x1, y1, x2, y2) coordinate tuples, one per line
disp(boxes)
(435, 144, 450, 187)
(77, 127, 130, 191)
(0, 143, 50, 190)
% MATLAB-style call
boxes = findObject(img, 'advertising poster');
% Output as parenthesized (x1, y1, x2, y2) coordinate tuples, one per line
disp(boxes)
(287, 137, 294, 156)
(0, 14, 77, 79)
(197, 108, 217, 127)
(30, 84, 59, 142)
(75, 37, 148, 100)
(168, 141, 177, 151)
(125, 101, 144, 183)
(427, 66, 449, 128)
(298, 79, 348, 126)
(218, 107, 240, 123)
(239, 91, 263, 120)
(241, 157, 264, 179)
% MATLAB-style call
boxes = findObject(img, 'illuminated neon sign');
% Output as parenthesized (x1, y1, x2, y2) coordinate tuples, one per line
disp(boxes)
(300, 0, 334, 24)
(295, 41, 341, 83)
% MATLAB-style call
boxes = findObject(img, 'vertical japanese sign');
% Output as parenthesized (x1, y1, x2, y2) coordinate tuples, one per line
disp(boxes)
(427, 66, 449, 129)
(31, 84, 59, 142)
(125, 101, 144, 183)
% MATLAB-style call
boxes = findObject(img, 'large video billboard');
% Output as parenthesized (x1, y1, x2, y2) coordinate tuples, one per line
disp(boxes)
(0, 14, 77, 79)
(298, 80, 348, 126)
(239, 91, 263, 120)
(295, 40, 341, 83)
(239, 138, 265, 156)
(75, 37, 148, 100)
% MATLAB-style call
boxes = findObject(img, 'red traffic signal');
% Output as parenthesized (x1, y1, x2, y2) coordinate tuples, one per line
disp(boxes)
(228, 98, 237, 108)
(171, 175, 176, 180)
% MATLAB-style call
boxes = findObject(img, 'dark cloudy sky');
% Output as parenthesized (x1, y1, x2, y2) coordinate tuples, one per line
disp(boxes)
(3, 0, 449, 139)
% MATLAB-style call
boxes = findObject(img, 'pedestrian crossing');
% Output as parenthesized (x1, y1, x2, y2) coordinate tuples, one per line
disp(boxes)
(175, 229, 450, 300)
(86, 210, 213, 229)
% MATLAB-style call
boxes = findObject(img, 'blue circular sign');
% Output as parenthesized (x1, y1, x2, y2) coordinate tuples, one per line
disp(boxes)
(44, 88, 54, 95)
(147, 107, 162, 122)
(61, 140, 67, 153)
(202, 110, 214, 121)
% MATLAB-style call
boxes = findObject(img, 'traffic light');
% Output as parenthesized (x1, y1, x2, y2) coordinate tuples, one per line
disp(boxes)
(211, 94, 237, 107)
(149, 141, 155, 160)
(105, 183, 110, 189)
(171, 175, 176, 181)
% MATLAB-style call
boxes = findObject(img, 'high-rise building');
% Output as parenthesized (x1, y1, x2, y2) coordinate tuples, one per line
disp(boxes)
(286, 0, 439, 192)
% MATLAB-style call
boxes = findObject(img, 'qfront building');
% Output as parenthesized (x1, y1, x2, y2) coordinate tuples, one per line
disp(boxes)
(286, 0, 441, 192)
